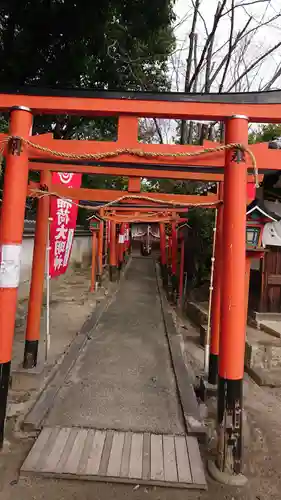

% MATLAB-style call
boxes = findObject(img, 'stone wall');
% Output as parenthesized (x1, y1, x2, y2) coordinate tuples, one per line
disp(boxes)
(18, 225, 92, 300)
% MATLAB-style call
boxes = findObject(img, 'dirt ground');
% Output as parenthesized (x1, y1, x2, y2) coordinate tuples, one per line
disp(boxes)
(1, 263, 281, 499)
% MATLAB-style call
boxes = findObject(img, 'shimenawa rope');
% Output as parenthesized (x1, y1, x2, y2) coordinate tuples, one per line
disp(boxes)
(0, 136, 259, 215)
(0, 135, 259, 186)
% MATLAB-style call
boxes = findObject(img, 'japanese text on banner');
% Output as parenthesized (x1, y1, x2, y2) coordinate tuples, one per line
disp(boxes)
(49, 173, 82, 278)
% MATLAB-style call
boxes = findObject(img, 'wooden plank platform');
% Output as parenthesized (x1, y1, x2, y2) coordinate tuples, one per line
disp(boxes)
(21, 427, 207, 490)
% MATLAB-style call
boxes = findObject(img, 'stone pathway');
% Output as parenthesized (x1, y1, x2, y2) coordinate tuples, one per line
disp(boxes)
(44, 257, 185, 435)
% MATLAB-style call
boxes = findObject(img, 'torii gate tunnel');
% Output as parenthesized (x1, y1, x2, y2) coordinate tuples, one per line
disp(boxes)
(1, 87, 281, 483)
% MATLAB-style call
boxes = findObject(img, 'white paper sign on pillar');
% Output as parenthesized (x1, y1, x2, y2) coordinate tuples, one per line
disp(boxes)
(0, 244, 22, 288)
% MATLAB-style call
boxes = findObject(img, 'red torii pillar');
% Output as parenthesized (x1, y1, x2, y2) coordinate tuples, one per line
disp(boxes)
(209, 115, 248, 484)
(171, 221, 178, 297)
(159, 222, 168, 287)
(178, 236, 185, 309)
(109, 220, 118, 281)
(0, 106, 32, 447)
(97, 216, 104, 284)
(23, 170, 51, 368)
(118, 223, 125, 269)
(90, 229, 98, 292)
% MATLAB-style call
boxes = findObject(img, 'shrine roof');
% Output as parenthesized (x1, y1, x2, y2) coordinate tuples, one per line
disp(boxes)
(246, 199, 280, 221)
(1, 85, 281, 104)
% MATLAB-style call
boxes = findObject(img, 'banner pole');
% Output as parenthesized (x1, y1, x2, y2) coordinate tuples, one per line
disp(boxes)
(204, 208, 217, 377)
(45, 217, 52, 362)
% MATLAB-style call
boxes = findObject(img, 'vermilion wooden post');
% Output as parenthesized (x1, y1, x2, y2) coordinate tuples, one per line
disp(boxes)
(159, 223, 168, 287)
(159, 223, 166, 266)
(118, 223, 125, 269)
(245, 255, 251, 325)
(178, 238, 185, 308)
(97, 218, 104, 284)
(0, 106, 33, 448)
(109, 220, 118, 281)
(208, 183, 224, 385)
(23, 170, 51, 368)
(127, 224, 132, 255)
(171, 221, 178, 295)
(104, 220, 108, 266)
(122, 223, 126, 258)
(90, 231, 98, 292)
(211, 115, 248, 483)
(168, 234, 172, 267)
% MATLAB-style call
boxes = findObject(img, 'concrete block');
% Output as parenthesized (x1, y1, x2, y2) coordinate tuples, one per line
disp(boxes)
(246, 366, 281, 387)
(11, 362, 46, 392)
(185, 301, 208, 327)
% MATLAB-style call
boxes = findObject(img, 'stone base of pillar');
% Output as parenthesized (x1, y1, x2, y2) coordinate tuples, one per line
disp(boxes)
(197, 376, 217, 402)
(207, 459, 247, 486)
(208, 353, 219, 385)
(23, 339, 39, 369)
(0, 361, 11, 449)
(217, 377, 244, 477)
(109, 266, 119, 282)
(169, 273, 178, 303)
(160, 263, 168, 288)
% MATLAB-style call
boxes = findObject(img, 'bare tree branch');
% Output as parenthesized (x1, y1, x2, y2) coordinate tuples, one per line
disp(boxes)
(180, 0, 200, 144)
(222, 0, 272, 18)
(207, 11, 279, 66)
(204, 29, 215, 92)
(227, 39, 281, 92)
(184, 0, 200, 92)
(207, 17, 252, 88)
(262, 64, 281, 90)
(186, 0, 228, 93)
(153, 118, 164, 144)
(187, 121, 194, 143)
(219, 0, 235, 92)
(191, 0, 208, 35)
(193, 33, 199, 92)
(205, 10, 280, 89)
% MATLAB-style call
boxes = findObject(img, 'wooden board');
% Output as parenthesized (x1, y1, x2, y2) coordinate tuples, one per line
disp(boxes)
(21, 427, 207, 490)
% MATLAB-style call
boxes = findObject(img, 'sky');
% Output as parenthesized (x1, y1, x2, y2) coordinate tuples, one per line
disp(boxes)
(171, 0, 281, 93)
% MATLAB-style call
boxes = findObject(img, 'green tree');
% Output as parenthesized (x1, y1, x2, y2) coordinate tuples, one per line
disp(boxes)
(249, 124, 281, 144)
(0, 1, 175, 137)
(0, 1, 176, 219)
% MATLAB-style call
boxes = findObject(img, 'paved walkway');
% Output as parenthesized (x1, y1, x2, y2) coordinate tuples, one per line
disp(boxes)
(45, 257, 185, 435)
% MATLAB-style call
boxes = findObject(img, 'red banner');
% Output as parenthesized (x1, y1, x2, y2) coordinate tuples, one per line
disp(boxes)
(49, 173, 82, 278)
(247, 182, 256, 202)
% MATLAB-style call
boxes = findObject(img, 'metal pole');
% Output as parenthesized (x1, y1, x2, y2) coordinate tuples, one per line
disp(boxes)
(208, 183, 224, 385)
(45, 217, 51, 362)
(204, 208, 218, 377)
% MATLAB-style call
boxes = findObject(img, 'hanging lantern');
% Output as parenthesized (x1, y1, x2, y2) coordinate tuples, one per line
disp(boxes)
(246, 200, 278, 250)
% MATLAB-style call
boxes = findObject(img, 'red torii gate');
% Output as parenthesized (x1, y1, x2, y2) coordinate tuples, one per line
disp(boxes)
(0, 87, 281, 484)
(89, 205, 188, 289)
